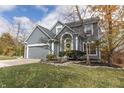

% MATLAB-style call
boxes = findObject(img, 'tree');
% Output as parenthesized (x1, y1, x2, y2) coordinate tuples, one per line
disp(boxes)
(0, 32, 16, 56)
(90, 5, 124, 65)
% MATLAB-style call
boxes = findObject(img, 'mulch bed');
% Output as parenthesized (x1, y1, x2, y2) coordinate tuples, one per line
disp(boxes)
(74, 61, 122, 68)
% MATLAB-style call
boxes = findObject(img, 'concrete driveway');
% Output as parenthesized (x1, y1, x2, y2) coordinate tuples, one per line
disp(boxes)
(0, 59, 40, 68)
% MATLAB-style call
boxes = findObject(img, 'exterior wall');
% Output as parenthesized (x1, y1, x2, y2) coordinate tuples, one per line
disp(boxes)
(26, 27, 50, 44)
(84, 22, 99, 41)
(92, 23, 99, 39)
(51, 22, 64, 35)
(25, 20, 101, 60)
(71, 26, 84, 35)
(55, 27, 75, 52)
(78, 36, 83, 51)
(25, 27, 51, 59)
(54, 42, 60, 56)
(73, 35, 76, 50)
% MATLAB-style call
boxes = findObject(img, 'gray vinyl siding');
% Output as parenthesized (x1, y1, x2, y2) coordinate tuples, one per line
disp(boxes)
(25, 18, 101, 60)
(92, 23, 99, 39)
(51, 22, 64, 34)
(54, 43, 59, 56)
(84, 22, 99, 41)
(78, 37, 83, 51)
(55, 27, 74, 40)
(73, 35, 76, 50)
(26, 27, 50, 44)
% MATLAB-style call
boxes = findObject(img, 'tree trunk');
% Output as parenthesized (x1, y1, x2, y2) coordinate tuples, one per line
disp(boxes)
(107, 50, 113, 66)
(107, 5, 113, 65)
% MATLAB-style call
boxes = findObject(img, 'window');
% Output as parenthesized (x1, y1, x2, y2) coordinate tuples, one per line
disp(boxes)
(84, 24, 93, 36)
(56, 25, 62, 34)
(64, 38, 71, 51)
(83, 42, 97, 55)
(90, 43, 96, 54)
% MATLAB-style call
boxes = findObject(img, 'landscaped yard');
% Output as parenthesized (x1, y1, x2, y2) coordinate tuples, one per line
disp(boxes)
(0, 55, 17, 60)
(0, 63, 124, 88)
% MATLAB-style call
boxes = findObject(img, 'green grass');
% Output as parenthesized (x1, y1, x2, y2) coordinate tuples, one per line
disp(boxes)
(0, 63, 124, 88)
(0, 55, 17, 60)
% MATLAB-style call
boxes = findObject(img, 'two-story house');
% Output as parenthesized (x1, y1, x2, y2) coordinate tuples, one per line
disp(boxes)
(24, 17, 101, 60)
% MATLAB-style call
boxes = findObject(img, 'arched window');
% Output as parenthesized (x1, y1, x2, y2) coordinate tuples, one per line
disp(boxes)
(61, 33, 73, 51)
(64, 38, 71, 51)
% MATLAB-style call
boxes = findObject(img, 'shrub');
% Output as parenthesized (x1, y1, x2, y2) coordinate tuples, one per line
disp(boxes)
(3, 46, 15, 56)
(59, 50, 85, 60)
(59, 51, 65, 57)
(46, 54, 57, 61)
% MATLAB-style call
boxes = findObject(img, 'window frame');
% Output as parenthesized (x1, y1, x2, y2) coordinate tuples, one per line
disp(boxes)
(84, 24, 94, 36)
(83, 41, 97, 56)
(56, 25, 63, 34)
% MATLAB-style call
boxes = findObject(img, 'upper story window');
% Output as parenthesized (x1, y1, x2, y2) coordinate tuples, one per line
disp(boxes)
(56, 25, 63, 34)
(84, 24, 93, 36)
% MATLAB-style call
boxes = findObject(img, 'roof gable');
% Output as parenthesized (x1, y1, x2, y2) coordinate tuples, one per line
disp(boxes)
(25, 25, 52, 42)
(54, 25, 75, 38)
(50, 21, 65, 34)
(38, 25, 55, 38)
(25, 26, 50, 44)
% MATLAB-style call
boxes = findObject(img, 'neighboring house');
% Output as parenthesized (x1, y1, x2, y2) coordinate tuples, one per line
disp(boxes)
(24, 17, 101, 60)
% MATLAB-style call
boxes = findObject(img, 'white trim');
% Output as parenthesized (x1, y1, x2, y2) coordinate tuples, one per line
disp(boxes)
(50, 21, 63, 31)
(25, 25, 51, 43)
(27, 43, 48, 47)
(84, 24, 93, 36)
(76, 36, 78, 50)
(56, 25, 63, 35)
(51, 42, 54, 54)
(48, 43, 51, 54)
(61, 32, 73, 50)
(60, 37, 62, 51)
(89, 48, 98, 56)
(83, 42, 98, 56)
(26, 43, 49, 59)
(25, 25, 38, 42)
(54, 25, 75, 38)
(91, 24, 94, 35)
(26, 45, 29, 59)
(37, 26, 52, 39)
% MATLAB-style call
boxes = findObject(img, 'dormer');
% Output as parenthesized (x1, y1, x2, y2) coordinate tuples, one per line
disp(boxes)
(51, 21, 64, 35)
(56, 25, 63, 34)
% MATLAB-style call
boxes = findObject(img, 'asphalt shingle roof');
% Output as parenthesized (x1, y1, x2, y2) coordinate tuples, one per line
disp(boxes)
(37, 17, 99, 39)
(38, 25, 56, 38)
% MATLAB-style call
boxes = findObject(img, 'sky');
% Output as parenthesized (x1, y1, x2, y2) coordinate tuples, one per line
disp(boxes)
(0, 5, 69, 35)
(0, 5, 89, 36)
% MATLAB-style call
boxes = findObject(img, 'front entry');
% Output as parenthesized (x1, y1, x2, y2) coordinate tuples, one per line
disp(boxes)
(61, 33, 73, 51)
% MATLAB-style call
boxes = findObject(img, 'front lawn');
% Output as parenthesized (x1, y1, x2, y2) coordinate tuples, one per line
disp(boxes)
(0, 63, 124, 88)
(0, 55, 17, 60)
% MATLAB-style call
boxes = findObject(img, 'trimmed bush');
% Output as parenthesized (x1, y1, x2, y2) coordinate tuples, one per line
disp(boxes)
(59, 51, 65, 57)
(46, 54, 57, 61)
(59, 50, 85, 60)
